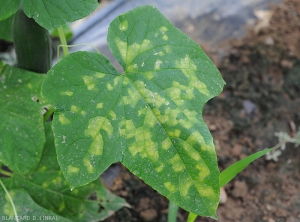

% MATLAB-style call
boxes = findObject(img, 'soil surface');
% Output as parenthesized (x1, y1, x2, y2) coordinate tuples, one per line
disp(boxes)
(103, 0, 300, 221)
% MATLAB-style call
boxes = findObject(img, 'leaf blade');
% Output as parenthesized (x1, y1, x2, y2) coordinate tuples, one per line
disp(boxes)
(0, 65, 46, 174)
(42, 5, 225, 218)
(0, 188, 71, 221)
(0, 0, 19, 21)
(4, 122, 128, 221)
(21, 0, 99, 30)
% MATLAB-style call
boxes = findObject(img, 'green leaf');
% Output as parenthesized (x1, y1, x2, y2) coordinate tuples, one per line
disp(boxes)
(0, 188, 70, 221)
(0, 65, 46, 174)
(42, 6, 225, 218)
(20, 0, 99, 30)
(0, 0, 19, 21)
(3, 123, 129, 221)
(0, 15, 13, 41)
(220, 148, 272, 187)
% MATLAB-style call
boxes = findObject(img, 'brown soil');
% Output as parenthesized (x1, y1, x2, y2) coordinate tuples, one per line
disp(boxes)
(104, 0, 300, 221)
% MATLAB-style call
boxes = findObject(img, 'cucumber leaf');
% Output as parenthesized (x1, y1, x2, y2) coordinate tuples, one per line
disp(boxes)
(20, 0, 99, 30)
(0, 188, 71, 221)
(0, 0, 19, 21)
(42, 6, 225, 218)
(0, 65, 46, 174)
(2, 123, 129, 221)
(0, 15, 13, 41)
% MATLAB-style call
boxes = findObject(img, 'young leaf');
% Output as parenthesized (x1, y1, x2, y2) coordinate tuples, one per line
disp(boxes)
(0, 65, 46, 174)
(20, 0, 99, 30)
(3, 123, 129, 221)
(220, 148, 272, 187)
(0, 188, 71, 221)
(0, 0, 19, 21)
(42, 6, 225, 218)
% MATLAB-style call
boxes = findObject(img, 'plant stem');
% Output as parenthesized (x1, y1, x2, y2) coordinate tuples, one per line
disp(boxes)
(168, 201, 179, 222)
(58, 26, 69, 58)
(0, 179, 19, 222)
(187, 213, 197, 222)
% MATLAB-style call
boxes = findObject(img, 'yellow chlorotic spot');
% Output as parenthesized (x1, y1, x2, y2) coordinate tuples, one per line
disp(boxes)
(152, 108, 160, 116)
(155, 60, 162, 70)
(58, 114, 71, 125)
(114, 77, 120, 86)
(196, 164, 210, 179)
(144, 139, 159, 161)
(182, 141, 201, 161)
(169, 154, 185, 172)
(138, 107, 147, 116)
(61, 91, 73, 96)
(178, 119, 193, 129)
(81, 110, 86, 117)
(159, 26, 168, 33)
(156, 113, 168, 124)
(107, 83, 113, 90)
(95, 73, 105, 78)
(173, 99, 184, 106)
(114, 37, 127, 63)
(128, 126, 158, 161)
(155, 164, 164, 172)
(71, 189, 79, 195)
(126, 64, 138, 72)
(4, 202, 14, 216)
(52, 177, 62, 185)
(164, 182, 176, 192)
(83, 157, 94, 173)
(179, 180, 192, 197)
(89, 117, 113, 137)
(154, 51, 165, 56)
(58, 201, 65, 212)
(169, 129, 181, 137)
(118, 119, 126, 136)
(82, 76, 96, 91)
(143, 71, 155, 80)
(89, 133, 103, 155)
(87, 84, 95, 90)
(109, 110, 117, 120)
(125, 120, 136, 138)
(68, 165, 79, 174)
(163, 35, 168, 41)
(39, 166, 47, 171)
(186, 131, 204, 146)
(119, 20, 128, 31)
(96, 103, 103, 109)
(42, 182, 49, 188)
(133, 80, 145, 90)
(185, 88, 195, 99)
(128, 143, 143, 156)
(165, 86, 181, 100)
(162, 138, 172, 150)
(190, 78, 209, 96)
(125, 87, 140, 107)
(145, 109, 157, 127)
(27, 83, 32, 89)
(71, 105, 79, 113)
(195, 183, 216, 197)
(183, 109, 197, 119)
